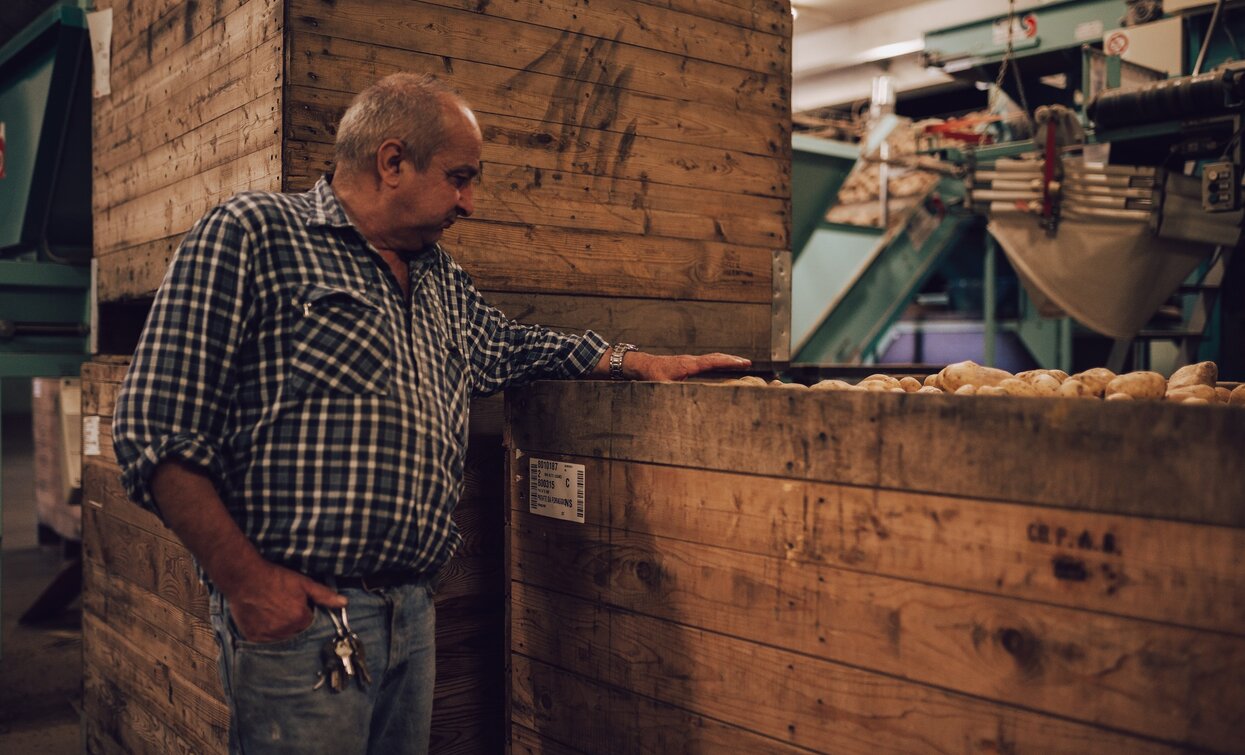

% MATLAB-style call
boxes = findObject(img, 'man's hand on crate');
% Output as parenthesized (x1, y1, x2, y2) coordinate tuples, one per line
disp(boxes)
(591, 348, 751, 381)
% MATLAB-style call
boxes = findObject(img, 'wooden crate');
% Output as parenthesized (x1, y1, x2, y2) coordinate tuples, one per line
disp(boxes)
(505, 381, 1245, 753)
(92, 0, 793, 363)
(86, 0, 789, 749)
(81, 359, 507, 753)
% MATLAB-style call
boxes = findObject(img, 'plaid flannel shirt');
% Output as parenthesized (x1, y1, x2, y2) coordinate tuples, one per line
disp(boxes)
(113, 177, 607, 579)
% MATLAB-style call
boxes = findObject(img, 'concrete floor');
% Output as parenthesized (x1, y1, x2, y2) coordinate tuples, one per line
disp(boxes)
(0, 412, 83, 753)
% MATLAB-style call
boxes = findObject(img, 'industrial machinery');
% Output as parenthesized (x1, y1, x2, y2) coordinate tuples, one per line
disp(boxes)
(792, 0, 1244, 378)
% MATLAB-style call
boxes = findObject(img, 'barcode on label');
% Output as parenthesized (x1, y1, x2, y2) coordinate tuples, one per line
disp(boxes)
(529, 457, 586, 524)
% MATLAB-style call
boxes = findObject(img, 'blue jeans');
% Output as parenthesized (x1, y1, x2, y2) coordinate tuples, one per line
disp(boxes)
(208, 579, 436, 755)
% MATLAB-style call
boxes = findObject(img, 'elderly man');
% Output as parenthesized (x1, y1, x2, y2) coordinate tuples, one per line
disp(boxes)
(112, 73, 748, 754)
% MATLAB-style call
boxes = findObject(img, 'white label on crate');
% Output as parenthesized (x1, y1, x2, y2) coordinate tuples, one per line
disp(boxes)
(529, 457, 585, 524)
(87, 10, 113, 98)
(82, 415, 100, 456)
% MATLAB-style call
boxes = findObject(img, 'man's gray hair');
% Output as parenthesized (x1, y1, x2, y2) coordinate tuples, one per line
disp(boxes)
(334, 73, 465, 174)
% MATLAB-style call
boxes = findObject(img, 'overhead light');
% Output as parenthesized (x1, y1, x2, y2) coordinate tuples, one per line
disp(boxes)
(853, 39, 924, 65)
(792, 6, 799, 18)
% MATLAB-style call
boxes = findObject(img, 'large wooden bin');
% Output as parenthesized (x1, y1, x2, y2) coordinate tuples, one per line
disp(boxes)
(84, 0, 791, 750)
(506, 381, 1245, 753)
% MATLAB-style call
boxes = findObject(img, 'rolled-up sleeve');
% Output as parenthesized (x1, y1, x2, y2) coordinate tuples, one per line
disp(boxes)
(112, 204, 252, 516)
(450, 265, 608, 397)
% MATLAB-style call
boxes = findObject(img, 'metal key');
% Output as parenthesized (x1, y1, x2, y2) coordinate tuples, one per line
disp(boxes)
(338, 608, 372, 689)
(316, 635, 345, 692)
(335, 636, 355, 677)
(347, 632, 372, 688)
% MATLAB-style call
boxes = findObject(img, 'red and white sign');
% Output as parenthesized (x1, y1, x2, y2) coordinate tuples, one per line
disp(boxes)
(1104, 30, 1130, 56)
(993, 13, 1038, 45)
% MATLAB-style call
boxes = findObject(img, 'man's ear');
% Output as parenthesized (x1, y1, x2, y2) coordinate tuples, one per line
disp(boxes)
(376, 139, 405, 187)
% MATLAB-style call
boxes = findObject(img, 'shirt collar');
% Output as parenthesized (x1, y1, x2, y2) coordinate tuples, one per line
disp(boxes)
(304, 175, 354, 229)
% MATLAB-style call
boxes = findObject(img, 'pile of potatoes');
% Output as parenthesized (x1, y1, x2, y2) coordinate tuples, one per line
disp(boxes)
(728, 360, 1245, 408)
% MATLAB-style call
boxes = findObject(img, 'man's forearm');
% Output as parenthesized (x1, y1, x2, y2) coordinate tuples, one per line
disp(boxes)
(149, 460, 267, 596)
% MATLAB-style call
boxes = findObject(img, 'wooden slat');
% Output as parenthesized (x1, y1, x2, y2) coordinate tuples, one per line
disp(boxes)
(446, 221, 771, 304)
(83, 612, 228, 753)
(83, 559, 221, 693)
(94, 0, 281, 180)
(513, 655, 818, 755)
(285, 34, 787, 159)
(82, 363, 128, 417)
(284, 97, 790, 208)
(566, 456, 1245, 635)
(507, 382, 1245, 527)
(483, 292, 772, 361)
(83, 667, 210, 755)
(96, 88, 281, 212)
(95, 147, 281, 255)
(510, 723, 586, 755)
(96, 236, 176, 302)
(631, 0, 791, 37)
(414, 0, 786, 75)
(82, 493, 211, 622)
(287, 0, 787, 120)
(512, 583, 1186, 755)
(510, 508, 1245, 751)
(103, 0, 253, 97)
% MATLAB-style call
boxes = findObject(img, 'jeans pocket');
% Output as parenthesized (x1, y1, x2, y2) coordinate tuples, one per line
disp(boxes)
(229, 604, 322, 651)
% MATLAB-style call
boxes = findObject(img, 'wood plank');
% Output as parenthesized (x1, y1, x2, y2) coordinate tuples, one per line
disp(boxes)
(445, 221, 773, 304)
(94, 0, 281, 176)
(284, 97, 791, 210)
(507, 382, 1245, 527)
(82, 496, 211, 622)
(510, 723, 587, 755)
(96, 87, 281, 212)
(513, 654, 818, 755)
(95, 236, 178, 303)
(285, 35, 786, 158)
(83, 666, 211, 755)
(483, 293, 772, 361)
(631, 0, 792, 38)
(95, 147, 281, 255)
(287, 0, 787, 119)
(95, 21, 281, 184)
(82, 364, 128, 417)
(83, 612, 228, 753)
(83, 559, 221, 693)
(569, 456, 1245, 635)
(413, 0, 786, 75)
(512, 583, 1187, 755)
(102, 0, 275, 117)
(510, 511, 1245, 751)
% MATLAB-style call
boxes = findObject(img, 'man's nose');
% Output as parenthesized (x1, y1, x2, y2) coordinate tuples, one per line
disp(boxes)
(457, 185, 474, 217)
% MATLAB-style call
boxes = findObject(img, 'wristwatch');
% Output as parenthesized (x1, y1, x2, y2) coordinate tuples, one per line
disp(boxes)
(609, 343, 638, 381)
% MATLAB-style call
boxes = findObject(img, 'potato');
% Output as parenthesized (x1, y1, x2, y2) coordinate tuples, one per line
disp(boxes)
(734, 376, 767, 386)
(923, 373, 943, 390)
(1231, 385, 1245, 407)
(1165, 385, 1217, 403)
(1105, 371, 1166, 400)
(994, 378, 1038, 397)
(939, 361, 1013, 391)
(1015, 369, 1069, 385)
(1105, 392, 1133, 401)
(954, 384, 978, 396)
(899, 376, 922, 393)
(859, 374, 901, 389)
(859, 380, 895, 392)
(1182, 397, 1211, 406)
(977, 385, 1008, 397)
(1048, 370, 1070, 382)
(1057, 379, 1097, 399)
(1031, 374, 1062, 395)
(1216, 386, 1232, 404)
(1168, 361, 1218, 390)
(770, 379, 806, 389)
(1071, 367, 1116, 397)
(810, 379, 854, 392)
(916, 386, 944, 394)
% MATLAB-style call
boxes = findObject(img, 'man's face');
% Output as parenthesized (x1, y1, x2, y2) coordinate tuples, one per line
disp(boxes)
(397, 105, 482, 250)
